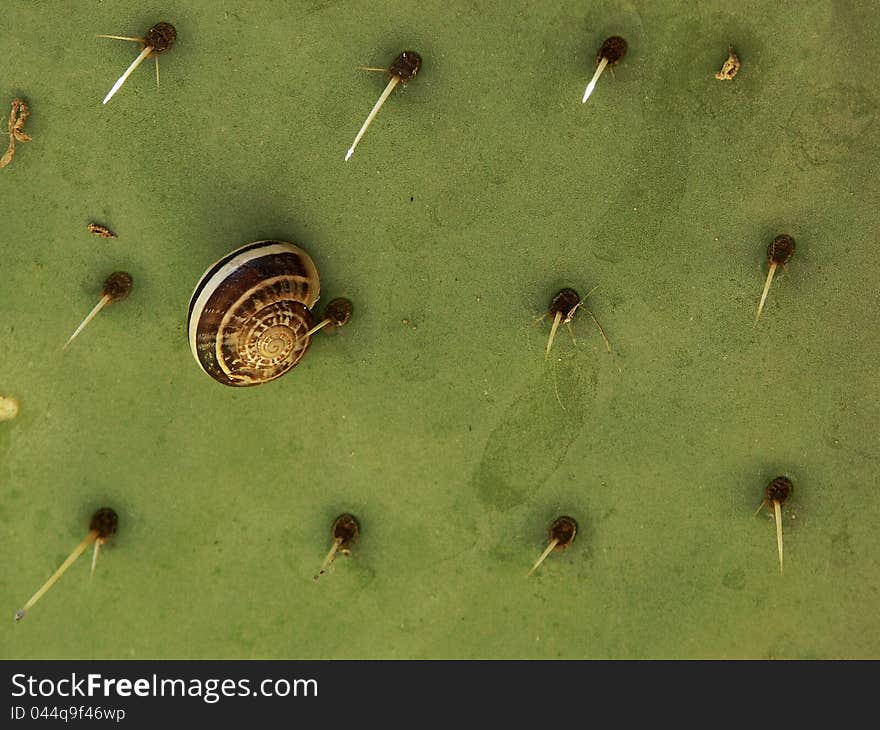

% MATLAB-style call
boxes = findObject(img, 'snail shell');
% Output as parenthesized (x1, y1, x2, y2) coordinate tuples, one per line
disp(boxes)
(188, 240, 320, 387)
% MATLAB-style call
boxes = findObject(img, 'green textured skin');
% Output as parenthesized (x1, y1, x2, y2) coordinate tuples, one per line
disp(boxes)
(1, 0, 878, 658)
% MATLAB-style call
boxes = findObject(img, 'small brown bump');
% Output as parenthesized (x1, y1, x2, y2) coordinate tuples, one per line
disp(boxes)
(15, 507, 119, 620)
(102, 271, 133, 301)
(145, 22, 177, 54)
(549, 516, 578, 550)
(389, 51, 422, 83)
(768, 235, 795, 266)
(64, 271, 132, 348)
(527, 515, 579, 575)
(100, 22, 177, 104)
(345, 50, 422, 160)
(765, 476, 793, 506)
(755, 235, 794, 322)
(324, 298, 354, 330)
(89, 507, 119, 540)
(544, 287, 587, 358)
(314, 513, 360, 580)
(759, 476, 792, 574)
(598, 36, 628, 65)
(332, 514, 360, 553)
(549, 288, 581, 318)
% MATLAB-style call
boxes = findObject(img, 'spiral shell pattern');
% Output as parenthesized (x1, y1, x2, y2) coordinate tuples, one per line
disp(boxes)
(188, 241, 320, 386)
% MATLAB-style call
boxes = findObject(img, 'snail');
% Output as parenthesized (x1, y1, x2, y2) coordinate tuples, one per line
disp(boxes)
(187, 240, 332, 387)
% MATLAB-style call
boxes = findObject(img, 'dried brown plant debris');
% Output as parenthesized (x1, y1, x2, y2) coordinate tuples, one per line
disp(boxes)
(715, 47, 741, 80)
(88, 223, 118, 239)
(0, 98, 32, 169)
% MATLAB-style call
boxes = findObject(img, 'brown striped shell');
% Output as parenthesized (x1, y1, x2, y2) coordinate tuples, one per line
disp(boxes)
(187, 241, 320, 387)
